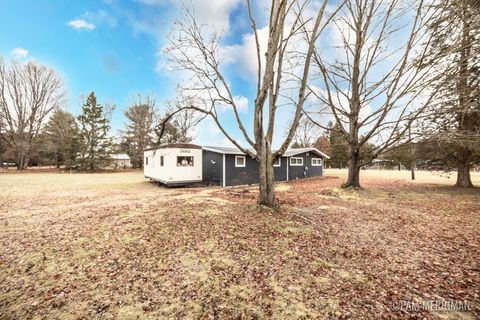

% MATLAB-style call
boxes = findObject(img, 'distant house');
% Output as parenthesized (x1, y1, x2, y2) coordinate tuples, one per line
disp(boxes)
(109, 154, 131, 169)
(366, 158, 397, 170)
(144, 144, 330, 186)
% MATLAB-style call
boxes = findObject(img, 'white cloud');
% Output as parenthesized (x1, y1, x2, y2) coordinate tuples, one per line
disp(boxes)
(221, 26, 269, 79)
(233, 95, 248, 113)
(184, 0, 241, 34)
(84, 10, 117, 28)
(140, 0, 241, 35)
(67, 19, 96, 31)
(11, 48, 29, 59)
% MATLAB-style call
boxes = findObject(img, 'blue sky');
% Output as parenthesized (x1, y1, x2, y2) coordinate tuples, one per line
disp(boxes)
(0, 0, 185, 135)
(0, 0, 412, 149)
(0, 0, 274, 146)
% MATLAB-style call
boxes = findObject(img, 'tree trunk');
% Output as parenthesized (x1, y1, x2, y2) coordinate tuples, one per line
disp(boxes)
(456, 162, 473, 187)
(455, 146, 473, 187)
(411, 160, 415, 180)
(343, 147, 361, 189)
(257, 147, 276, 208)
(22, 155, 30, 169)
(15, 151, 28, 170)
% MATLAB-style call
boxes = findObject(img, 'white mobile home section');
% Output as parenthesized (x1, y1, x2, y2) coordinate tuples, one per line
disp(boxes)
(144, 144, 203, 185)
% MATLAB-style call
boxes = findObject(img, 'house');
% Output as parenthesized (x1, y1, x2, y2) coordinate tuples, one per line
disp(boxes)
(144, 144, 330, 186)
(109, 154, 132, 169)
(365, 158, 397, 170)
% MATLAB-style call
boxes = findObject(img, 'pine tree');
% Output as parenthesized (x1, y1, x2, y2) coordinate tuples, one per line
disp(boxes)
(122, 102, 156, 168)
(328, 122, 349, 169)
(42, 109, 80, 169)
(77, 92, 113, 171)
(424, 0, 480, 187)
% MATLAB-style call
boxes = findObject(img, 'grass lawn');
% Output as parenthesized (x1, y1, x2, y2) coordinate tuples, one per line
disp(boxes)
(326, 168, 480, 186)
(0, 170, 479, 319)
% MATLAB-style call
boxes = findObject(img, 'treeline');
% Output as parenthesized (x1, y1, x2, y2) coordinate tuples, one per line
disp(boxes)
(292, 114, 479, 184)
(0, 59, 192, 170)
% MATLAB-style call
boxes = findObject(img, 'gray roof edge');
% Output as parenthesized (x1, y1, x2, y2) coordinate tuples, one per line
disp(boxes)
(202, 146, 330, 159)
(284, 148, 331, 159)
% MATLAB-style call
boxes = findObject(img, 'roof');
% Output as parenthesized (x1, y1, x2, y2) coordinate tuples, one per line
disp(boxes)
(145, 143, 202, 151)
(283, 148, 330, 159)
(203, 146, 253, 155)
(110, 153, 130, 160)
(203, 146, 330, 159)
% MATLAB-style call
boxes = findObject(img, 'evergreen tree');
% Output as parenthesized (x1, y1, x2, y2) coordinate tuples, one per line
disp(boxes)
(42, 109, 80, 169)
(122, 102, 156, 168)
(423, 0, 480, 187)
(77, 92, 113, 171)
(328, 122, 348, 168)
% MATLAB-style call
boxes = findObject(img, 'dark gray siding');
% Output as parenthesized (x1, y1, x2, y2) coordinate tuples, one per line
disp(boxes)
(202, 150, 223, 185)
(288, 153, 324, 181)
(225, 154, 258, 186)
(273, 156, 288, 181)
(203, 150, 324, 187)
(308, 157, 323, 177)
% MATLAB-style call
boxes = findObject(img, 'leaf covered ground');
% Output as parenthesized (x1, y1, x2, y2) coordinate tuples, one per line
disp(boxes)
(0, 171, 479, 319)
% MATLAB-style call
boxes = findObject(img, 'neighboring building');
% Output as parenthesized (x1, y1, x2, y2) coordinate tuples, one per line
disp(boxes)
(144, 144, 330, 186)
(365, 158, 397, 170)
(109, 154, 132, 169)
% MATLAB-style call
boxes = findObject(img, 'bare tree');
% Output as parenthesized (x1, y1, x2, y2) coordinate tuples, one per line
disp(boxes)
(161, 0, 342, 207)
(0, 59, 65, 169)
(292, 116, 319, 147)
(165, 95, 200, 143)
(306, 0, 439, 188)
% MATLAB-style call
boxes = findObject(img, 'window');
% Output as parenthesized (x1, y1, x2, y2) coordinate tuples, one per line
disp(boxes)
(160, 156, 164, 167)
(145, 157, 148, 166)
(312, 158, 322, 166)
(290, 157, 303, 166)
(177, 156, 194, 167)
(235, 156, 246, 167)
(273, 157, 281, 167)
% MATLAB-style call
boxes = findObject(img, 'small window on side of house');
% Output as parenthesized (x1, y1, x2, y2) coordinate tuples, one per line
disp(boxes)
(273, 157, 281, 167)
(145, 157, 148, 166)
(235, 156, 246, 167)
(290, 157, 303, 166)
(312, 158, 322, 166)
(160, 156, 164, 166)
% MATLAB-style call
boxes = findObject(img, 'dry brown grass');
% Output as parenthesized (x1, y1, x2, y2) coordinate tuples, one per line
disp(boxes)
(0, 171, 479, 319)
(325, 168, 480, 186)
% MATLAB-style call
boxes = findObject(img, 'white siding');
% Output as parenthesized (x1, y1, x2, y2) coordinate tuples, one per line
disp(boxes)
(144, 148, 202, 184)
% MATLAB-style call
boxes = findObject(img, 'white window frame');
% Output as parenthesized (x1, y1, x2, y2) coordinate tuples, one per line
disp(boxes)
(273, 157, 281, 167)
(312, 158, 322, 166)
(235, 155, 246, 167)
(290, 157, 303, 166)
